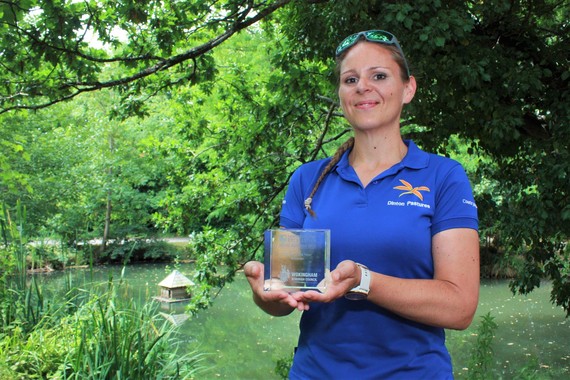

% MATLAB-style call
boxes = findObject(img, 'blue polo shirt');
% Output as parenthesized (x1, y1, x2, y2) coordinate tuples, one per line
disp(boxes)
(280, 140, 478, 379)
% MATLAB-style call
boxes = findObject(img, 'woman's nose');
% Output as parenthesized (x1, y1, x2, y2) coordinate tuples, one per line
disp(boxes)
(356, 78, 371, 93)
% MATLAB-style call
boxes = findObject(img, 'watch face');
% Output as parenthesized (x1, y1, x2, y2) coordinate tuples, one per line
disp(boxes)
(345, 291, 368, 300)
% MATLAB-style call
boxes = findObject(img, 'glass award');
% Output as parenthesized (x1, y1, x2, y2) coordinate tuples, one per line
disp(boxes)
(263, 229, 330, 293)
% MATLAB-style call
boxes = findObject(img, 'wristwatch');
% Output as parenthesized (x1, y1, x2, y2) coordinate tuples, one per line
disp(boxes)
(345, 263, 370, 300)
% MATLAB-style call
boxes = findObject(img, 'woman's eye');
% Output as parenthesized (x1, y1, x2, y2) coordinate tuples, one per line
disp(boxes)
(374, 73, 387, 80)
(344, 77, 357, 84)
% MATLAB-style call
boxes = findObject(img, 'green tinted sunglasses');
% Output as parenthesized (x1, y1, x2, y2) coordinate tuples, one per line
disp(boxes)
(335, 30, 410, 77)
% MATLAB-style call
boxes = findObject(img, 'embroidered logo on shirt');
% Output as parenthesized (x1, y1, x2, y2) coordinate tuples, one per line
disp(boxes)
(393, 179, 430, 201)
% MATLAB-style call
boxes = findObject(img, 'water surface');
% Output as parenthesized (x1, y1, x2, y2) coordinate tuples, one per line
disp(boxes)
(36, 264, 569, 379)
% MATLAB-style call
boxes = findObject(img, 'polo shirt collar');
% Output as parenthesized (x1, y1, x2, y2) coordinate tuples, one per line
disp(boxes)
(401, 140, 429, 169)
(335, 139, 429, 174)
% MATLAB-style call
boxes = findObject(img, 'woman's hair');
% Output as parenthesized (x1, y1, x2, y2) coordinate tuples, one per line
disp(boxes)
(304, 137, 355, 217)
(304, 38, 410, 218)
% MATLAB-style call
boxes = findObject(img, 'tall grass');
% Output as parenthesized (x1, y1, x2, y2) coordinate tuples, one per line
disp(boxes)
(1, 282, 205, 379)
(1, 201, 45, 334)
(466, 312, 499, 379)
(62, 281, 205, 379)
(0, 202, 205, 379)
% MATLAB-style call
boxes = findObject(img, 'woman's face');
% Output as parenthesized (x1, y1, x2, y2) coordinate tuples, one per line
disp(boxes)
(338, 41, 416, 132)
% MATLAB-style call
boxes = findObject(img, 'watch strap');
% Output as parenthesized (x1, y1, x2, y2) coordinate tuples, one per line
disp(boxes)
(345, 263, 370, 300)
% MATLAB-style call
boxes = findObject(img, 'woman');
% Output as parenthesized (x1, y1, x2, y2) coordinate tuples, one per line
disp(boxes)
(245, 30, 479, 379)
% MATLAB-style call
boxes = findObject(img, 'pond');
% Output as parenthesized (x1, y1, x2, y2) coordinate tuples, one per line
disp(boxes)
(35, 264, 569, 379)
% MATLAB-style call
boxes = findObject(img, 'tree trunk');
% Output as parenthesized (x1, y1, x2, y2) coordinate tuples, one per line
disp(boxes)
(99, 135, 115, 260)
(101, 185, 112, 255)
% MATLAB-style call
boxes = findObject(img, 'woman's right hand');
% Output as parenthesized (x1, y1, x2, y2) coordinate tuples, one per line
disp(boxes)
(244, 261, 309, 316)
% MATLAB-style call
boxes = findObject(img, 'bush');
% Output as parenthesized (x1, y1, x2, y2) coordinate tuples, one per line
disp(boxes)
(99, 239, 181, 264)
(0, 281, 205, 379)
(275, 353, 294, 380)
(466, 312, 498, 379)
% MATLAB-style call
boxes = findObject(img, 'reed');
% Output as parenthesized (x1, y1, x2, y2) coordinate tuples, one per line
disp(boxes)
(1, 201, 48, 334)
(70, 281, 205, 378)
(1, 204, 204, 379)
(1, 280, 205, 379)
(466, 311, 498, 380)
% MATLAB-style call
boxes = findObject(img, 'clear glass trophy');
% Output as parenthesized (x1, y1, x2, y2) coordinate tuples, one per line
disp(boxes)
(263, 229, 330, 293)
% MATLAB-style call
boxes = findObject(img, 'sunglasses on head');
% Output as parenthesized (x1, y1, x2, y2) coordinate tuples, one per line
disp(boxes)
(335, 30, 410, 77)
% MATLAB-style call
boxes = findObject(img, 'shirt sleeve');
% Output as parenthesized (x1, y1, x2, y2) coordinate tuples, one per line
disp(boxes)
(279, 160, 330, 228)
(279, 166, 308, 228)
(431, 162, 479, 235)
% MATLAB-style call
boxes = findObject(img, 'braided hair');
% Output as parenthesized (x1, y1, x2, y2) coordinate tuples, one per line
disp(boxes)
(304, 137, 355, 217)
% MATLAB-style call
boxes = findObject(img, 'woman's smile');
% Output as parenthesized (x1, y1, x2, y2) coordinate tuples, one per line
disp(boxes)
(355, 100, 379, 109)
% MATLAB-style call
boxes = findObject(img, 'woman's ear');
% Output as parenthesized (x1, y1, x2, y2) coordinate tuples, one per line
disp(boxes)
(403, 75, 417, 104)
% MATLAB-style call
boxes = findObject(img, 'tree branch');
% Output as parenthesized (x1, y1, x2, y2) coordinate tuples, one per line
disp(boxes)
(0, 0, 295, 114)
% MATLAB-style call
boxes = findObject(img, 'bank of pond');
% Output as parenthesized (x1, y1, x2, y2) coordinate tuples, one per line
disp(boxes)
(13, 264, 570, 379)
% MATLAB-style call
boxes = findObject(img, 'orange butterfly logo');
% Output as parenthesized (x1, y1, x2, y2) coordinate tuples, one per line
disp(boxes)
(394, 179, 430, 201)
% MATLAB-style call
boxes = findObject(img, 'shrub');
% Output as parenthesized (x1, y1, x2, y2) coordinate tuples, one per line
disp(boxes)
(99, 239, 181, 264)
(467, 312, 498, 379)
(0, 282, 204, 379)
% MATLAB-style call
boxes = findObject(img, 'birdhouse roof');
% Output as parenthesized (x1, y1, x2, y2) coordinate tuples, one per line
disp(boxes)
(158, 270, 195, 288)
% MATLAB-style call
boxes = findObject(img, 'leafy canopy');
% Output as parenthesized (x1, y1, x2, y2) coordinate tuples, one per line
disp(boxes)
(1, 0, 569, 314)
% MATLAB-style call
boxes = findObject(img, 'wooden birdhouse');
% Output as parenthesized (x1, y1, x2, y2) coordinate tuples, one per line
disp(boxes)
(155, 270, 194, 302)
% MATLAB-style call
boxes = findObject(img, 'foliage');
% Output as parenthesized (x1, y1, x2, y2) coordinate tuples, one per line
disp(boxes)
(274, 0, 570, 313)
(27, 241, 84, 271)
(0, 115, 31, 196)
(133, 27, 344, 312)
(99, 239, 181, 264)
(275, 353, 294, 380)
(0, 204, 19, 286)
(466, 312, 499, 379)
(0, 283, 204, 379)
(1, 91, 182, 246)
(0, 0, 569, 315)
(513, 357, 541, 380)
(0, 202, 51, 335)
(64, 286, 203, 379)
(1, 209, 202, 379)
(0, 0, 298, 115)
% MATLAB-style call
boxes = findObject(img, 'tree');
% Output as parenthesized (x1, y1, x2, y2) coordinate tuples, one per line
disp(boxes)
(1, 0, 568, 315)
(273, 0, 570, 315)
(0, 113, 32, 200)
(0, 0, 325, 116)
(0, 90, 178, 247)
